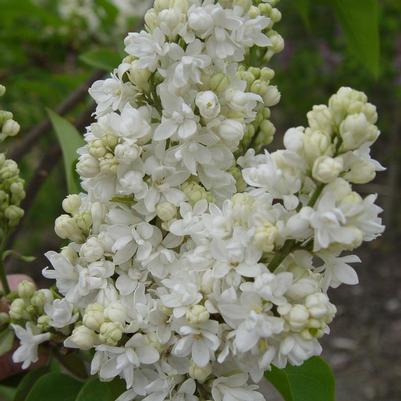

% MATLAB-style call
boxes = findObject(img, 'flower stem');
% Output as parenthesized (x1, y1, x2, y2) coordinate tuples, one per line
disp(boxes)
(0, 238, 10, 294)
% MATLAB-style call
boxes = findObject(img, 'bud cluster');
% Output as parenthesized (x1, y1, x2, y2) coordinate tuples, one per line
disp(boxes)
(0, 86, 25, 234)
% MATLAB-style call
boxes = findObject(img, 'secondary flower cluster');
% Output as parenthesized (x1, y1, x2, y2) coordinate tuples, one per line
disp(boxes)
(0, 85, 25, 235)
(34, 0, 152, 43)
(9, 1, 384, 401)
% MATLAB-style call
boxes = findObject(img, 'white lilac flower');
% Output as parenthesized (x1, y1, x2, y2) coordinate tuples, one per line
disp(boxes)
(12, 323, 51, 369)
(11, 1, 386, 400)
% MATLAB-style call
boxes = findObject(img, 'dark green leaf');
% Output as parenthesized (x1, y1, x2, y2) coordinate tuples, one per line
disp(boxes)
(54, 351, 88, 380)
(25, 373, 83, 401)
(0, 327, 15, 357)
(75, 377, 125, 401)
(80, 49, 121, 71)
(0, 385, 16, 401)
(265, 357, 335, 401)
(14, 367, 49, 401)
(47, 109, 85, 194)
(331, 0, 380, 77)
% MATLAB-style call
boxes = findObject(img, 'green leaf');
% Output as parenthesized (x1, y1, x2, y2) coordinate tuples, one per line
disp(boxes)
(2, 250, 36, 263)
(293, 0, 311, 28)
(25, 373, 83, 401)
(14, 367, 49, 401)
(54, 351, 88, 380)
(265, 357, 335, 401)
(47, 109, 84, 194)
(80, 49, 121, 71)
(75, 377, 125, 401)
(0, 385, 16, 401)
(331, 0, 380, 77)
(0, 327, 15, 357)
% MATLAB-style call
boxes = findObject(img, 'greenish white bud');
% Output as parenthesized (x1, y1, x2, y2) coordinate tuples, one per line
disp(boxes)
(5, 205, 24, 226)
(145, 8, 158, 31)
(182, 181, 208, 205)
(37, 315, 51, 331)
(186, 305, 210, 324)
(54, 214, 83, 242)
(68, 325, 98, 350)
(209, 72, 230, 92)
(9, 298, 29, 320)
(99, 153, 118, 174)
(254, 222, 278, 252)
(77, 154, 99, 178)
(80, 237, 104, 262)
(88, 139, 107, 158)
(0, 85, 5, 97)
(156, 202, 177, 222)
(83, 303, 105, 331)
(2, 119, 20, 137)
(99, 322, 123, 345)
(339, 113, 379, 151)
(129, 60, 152, 91)
(62, 194, 81, 215)
(344, 159, 376, 184)
(61, 245, 78, 264)
(17, 280, 36, 299)
(307, 105, 334, 135)
(0, 312, 9, 325)
(31, 289, 53, 310)
(263, 85, 281, 107)
(189, 362, 212, 383)
(312, 156, 343, 184)
(303, 130, 332, 163)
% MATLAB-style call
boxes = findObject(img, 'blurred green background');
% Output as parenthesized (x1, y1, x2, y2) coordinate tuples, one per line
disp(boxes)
(0, 0, 400, 400)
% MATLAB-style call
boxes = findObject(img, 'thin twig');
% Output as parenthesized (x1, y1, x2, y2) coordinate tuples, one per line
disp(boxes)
(10, 70, 104, 161)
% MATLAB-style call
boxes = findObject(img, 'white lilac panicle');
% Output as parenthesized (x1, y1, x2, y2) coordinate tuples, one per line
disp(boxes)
(9, 1, 385, 401)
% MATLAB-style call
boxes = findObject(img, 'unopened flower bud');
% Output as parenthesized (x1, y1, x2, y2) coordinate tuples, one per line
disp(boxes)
(287, 305, 310, 330)
(31, 289, 53, 310)
(80, 237, 104, 262)
(9, 298, 29, 320)
(209, 73, 230, 92)
(189, 362, 212, 383)
(312, 156, 343, 184)
(88, 139, 107, 158)
(254, 222, 278, 252)
(17, 280, 36, 299)
(99, 322, 123, 346)
(83, 303, 105, 331)
(263, 85, 281, 106)
(2, 119, 20, 137)
(303, 130, 331, 163)
(0, 85, 5, 97)
(305, 293, 336, 321)
(284, 127, 304, 152)
(104, 302, 127, 324)
(62, 194, 81, 215)
(186, 305, 210, 324)
(67, 325, 98, 350)
(5, 205, 24, 226)
(99, 153, 118, 174)
(340, 113, 379, 151)
(248, 5, 260, 18)
(61, 245, 78, 264)
(307, 105, 334, 135)
(37, 315, 51, 331)
(0, 312, 9, 325)
(344, 159, 376, 184)
(74, 211, 92, 233)
(145, 8, 158, 31)
(260, 67, 275, 81)
(54, 214, 82, 242)
(157, 202, 177, 222)
(77, 154, 99, 178)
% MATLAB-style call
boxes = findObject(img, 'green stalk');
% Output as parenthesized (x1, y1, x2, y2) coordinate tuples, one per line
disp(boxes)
(0, 235, 10, 294)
